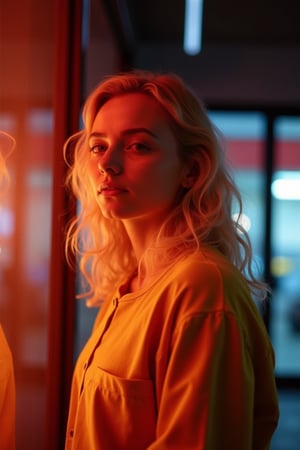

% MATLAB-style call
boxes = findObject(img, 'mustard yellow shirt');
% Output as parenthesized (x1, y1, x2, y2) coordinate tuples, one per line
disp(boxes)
(66, 249, 279, 450)
(0, 325, 16, 450)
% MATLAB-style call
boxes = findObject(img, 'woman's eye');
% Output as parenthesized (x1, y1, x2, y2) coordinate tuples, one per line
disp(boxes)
(126, 142, 149, 153)
(89, 144, 107, 154)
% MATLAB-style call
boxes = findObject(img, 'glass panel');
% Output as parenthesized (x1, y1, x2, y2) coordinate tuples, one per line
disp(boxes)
(209, 112, 267, 292)
(0, 2, 54, 448)
(271, 116, 300, 377)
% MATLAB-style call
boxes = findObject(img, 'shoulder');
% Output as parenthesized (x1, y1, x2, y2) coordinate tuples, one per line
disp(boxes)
(153, 248, 256, 320)
(158, 251, 270, 351)
(168, 249, 245, 295)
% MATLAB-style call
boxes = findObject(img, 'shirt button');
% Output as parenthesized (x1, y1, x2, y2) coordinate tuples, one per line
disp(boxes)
(70, 429, 74, 438)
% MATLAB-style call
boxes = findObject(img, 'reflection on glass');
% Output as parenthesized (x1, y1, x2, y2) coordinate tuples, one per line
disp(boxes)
(0, 130, 16, 450)
(0, 109, 53, 449)
(1, 1, 55, 445)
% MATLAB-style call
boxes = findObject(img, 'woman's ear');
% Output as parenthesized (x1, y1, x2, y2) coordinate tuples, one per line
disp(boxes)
(181, 160, 198, 189)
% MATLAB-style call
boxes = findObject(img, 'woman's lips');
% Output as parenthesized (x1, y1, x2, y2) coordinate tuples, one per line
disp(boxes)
(98, 185, 127, 196)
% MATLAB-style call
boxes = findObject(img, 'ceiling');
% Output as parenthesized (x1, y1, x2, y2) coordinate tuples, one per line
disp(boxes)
(103, 0, 300, 106)
(108, 0, 300, 55)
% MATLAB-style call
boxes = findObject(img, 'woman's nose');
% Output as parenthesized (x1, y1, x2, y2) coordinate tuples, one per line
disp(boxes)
(97, 148, 122, 175)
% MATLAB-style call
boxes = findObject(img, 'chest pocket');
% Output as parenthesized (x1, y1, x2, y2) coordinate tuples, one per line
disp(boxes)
(77, 366, 157, 450)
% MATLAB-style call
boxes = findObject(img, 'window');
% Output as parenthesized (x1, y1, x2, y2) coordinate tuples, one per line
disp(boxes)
(271, 116, 300, 376)
(209, 111, 300, 380)
(209, 111, 267, 287)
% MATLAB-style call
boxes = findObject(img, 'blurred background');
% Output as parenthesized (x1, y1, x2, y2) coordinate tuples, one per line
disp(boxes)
(0, 0, 299, 448)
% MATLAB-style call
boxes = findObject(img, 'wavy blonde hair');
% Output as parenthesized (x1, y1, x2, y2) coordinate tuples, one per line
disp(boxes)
(0, 131, 15, 195)
(64, 70, 267, 305)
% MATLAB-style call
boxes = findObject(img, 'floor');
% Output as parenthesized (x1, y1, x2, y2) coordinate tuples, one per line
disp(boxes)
(270, 389, 300, 450)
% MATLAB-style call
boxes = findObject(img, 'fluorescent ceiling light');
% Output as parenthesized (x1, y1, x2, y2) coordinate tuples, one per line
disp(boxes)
(183, 0, 204, 55)
(271, 171, 300, 200)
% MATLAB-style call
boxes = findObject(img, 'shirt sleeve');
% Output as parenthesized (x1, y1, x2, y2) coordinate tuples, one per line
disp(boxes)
(149, 311, 272, 450)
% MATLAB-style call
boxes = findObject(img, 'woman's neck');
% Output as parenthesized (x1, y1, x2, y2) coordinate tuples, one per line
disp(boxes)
(122, 214, 168, 262)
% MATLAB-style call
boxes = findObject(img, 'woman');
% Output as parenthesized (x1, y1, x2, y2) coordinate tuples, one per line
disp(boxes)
(0, 131, 16, 450)
(64, 71, 279, 449)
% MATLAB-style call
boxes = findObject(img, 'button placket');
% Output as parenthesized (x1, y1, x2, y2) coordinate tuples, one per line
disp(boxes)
(80, 298, 119, 393)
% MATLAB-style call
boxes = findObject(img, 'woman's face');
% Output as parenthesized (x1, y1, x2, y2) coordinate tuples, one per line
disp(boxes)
(87, 92, 189, 227)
